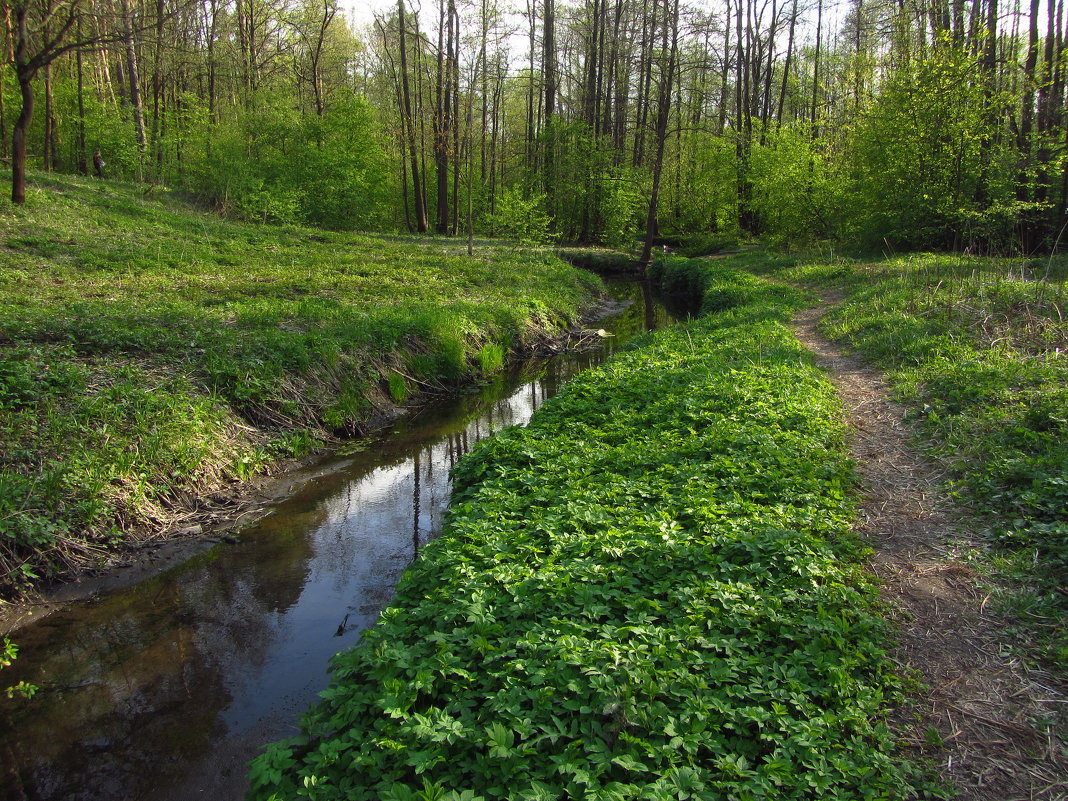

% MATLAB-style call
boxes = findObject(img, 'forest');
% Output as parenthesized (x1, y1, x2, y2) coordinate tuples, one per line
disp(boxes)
(3, 0, 1067, 254)
(2, 0, 1068, 798)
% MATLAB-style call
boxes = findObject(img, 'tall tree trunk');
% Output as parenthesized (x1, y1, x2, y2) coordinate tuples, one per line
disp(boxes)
(434, 0, 450, 233)
(151, 0, 165, 174)
(759, 0, 778, 142)
(612, 5, 630, 153)
(735, 0, 750, 227)
(583, 0, 600, 128)
(451, 0, 460, 235)
(43, 59, 54, 171)
(853, 0, 864, 115)
(11, 0, 34, 205)
(120, 0, 148, 156)
(1018, 0, 1039, 202)
(975, 0, 999, 205)
(776, 0, 797, 128)
(811, 0, 822, 137)
(0, 2, 11, 162)
(602, 0, 623, 141)
(12, 72, 33, 204)
(1036, 0, 1059, 205)
(207, 0, 218, 120)
(76, 35, 88, 173)
(544, 0, 556, 203)
(414, 11, 430, 224)
(479, 0, 488, 183)
(490, 66, 501, 217)
(718, 0, 731, 134)
(639, 0, 679, 267)
(633, 0, 659, 167)
(399, 0, 428, 231)
(525, 0, 536, 171)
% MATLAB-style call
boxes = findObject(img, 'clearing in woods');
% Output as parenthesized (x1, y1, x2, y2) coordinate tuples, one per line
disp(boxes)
(790, 295, 1068, 801)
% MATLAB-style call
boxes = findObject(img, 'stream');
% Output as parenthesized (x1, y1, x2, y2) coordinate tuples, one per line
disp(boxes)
(0, 279, 687, 801)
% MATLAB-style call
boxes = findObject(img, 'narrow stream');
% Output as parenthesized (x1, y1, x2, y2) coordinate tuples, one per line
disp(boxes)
(1, 280, 687, 801)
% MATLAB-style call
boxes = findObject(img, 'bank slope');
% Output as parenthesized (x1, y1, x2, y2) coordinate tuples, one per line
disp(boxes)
(0, 173, 599, 597)
(249, 277, 919, 800)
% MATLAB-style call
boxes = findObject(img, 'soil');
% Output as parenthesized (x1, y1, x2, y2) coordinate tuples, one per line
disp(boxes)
(790, 294, 1068, 801)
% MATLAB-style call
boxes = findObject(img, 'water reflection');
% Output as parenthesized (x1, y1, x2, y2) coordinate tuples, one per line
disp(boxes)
(0, 280, 684, 801)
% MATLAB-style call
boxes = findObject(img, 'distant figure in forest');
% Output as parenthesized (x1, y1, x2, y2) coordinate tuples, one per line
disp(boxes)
(93, 150, 104, 179)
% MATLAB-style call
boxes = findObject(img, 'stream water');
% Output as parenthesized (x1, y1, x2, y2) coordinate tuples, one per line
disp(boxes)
(0, 280, 687, 801)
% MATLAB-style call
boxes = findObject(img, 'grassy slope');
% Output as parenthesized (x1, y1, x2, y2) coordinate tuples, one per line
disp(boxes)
(706, 250, 1068, 665)
(0, 172, 600, 597)
(248, 268, 924, 800)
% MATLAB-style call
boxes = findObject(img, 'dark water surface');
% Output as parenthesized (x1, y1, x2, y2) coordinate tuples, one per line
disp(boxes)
(1, 280, 687, 801)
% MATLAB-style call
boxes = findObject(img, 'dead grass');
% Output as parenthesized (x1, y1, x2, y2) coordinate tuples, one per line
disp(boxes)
(790, 294, 1068, 801)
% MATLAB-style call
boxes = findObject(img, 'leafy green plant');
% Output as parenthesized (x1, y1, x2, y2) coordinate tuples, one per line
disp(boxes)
(387, 372, 410, 403)
(248, 266, 919, 800)
(490, 188, 554, 247)
(2, 638, 38, 700)
(476, 344, 505, 375)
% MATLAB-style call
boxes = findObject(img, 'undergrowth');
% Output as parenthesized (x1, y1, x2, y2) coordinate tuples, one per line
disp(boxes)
(727, 249, 1068, 667)
(248, 264, 928, 800)
(0, 173, 599, 597)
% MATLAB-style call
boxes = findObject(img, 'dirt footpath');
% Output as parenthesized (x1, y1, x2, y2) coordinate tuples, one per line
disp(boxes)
(790, 295, 1068, 801)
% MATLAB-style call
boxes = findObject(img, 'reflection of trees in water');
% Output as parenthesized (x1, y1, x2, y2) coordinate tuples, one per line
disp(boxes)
(0, 579, 238, 801)
(2, 282, 684, 801)
(0, 505, 324, 801)
(238, 502, 326, 616)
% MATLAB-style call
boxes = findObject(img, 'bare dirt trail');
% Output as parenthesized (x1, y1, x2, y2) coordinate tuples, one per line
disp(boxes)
(789, 295, 1068, 801)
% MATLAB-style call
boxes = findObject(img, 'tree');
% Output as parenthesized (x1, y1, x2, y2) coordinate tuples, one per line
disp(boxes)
(638, 0, 679, 266)
(4, 0, 166, 203)
(9, 1, 91, 203)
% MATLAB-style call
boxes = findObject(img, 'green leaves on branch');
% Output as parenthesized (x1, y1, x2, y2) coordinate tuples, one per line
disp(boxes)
(2, 638, 37, 700)
(490, 188, 554, 247)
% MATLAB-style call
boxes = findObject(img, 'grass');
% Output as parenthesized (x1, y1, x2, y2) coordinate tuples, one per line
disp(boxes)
(0, 172, 601, 598)
(247, 264, 930, 800)
(709, 249, 1068, 668)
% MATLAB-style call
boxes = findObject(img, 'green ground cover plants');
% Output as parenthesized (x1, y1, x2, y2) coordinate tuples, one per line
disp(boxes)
(0, 173, 599, 597)
(248, 266, 923, 800)
(709, 250, 1068, 665)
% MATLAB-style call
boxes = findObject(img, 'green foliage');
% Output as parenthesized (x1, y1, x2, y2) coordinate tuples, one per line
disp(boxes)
(0, 174, 598, 596)
(537, 121, 648, 247)
(490, 188, 554, 246)
(188, 96, 390, 230)
(649, 255, 813, 316)
(843, 41, 1015, 251)
(749, 126, 842, 243)
(677, 233, 740, 258)
(766, 251, 1068, 665)
(248, 265, 918, 800)
(387, 372, 410, 403)
(555, 249, 640, 274)
(664, 133, 738, 235)
(2, 638, 37, 700)
(597, 167, 647, 249)
(476, 344, 505, 375)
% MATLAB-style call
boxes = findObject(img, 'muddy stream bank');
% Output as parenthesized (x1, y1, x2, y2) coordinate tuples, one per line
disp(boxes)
(1, 279, 688, 801)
